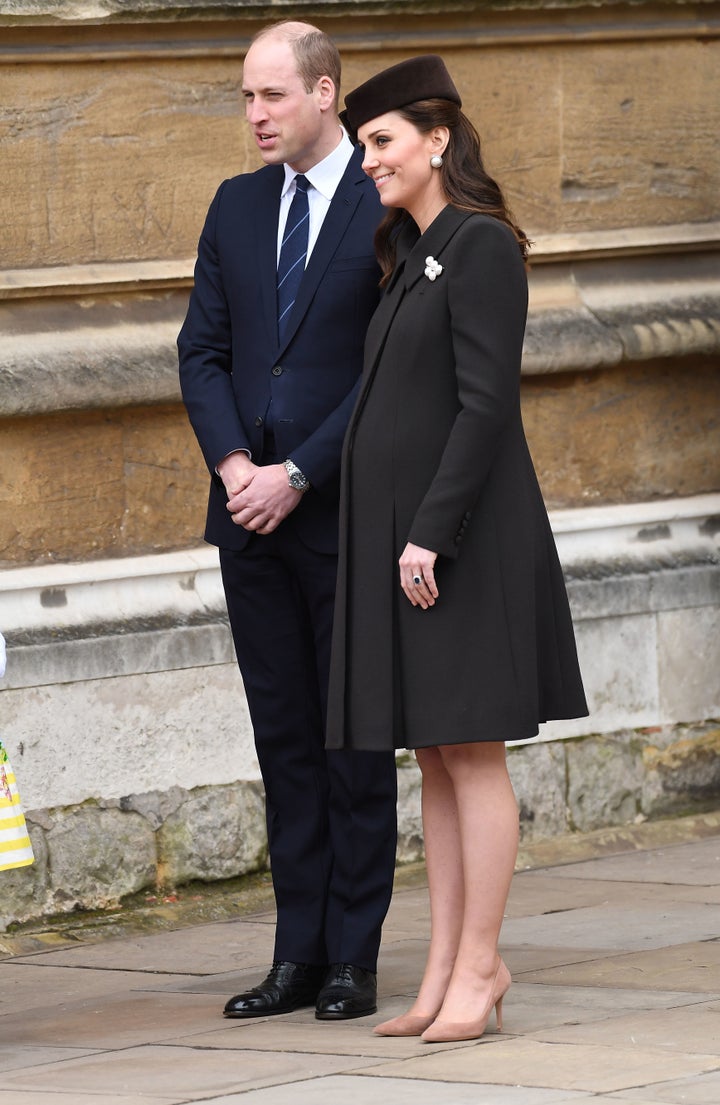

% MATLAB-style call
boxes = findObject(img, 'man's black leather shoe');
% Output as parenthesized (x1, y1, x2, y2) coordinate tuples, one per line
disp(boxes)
(315, 963, 377, 1020)
(223, 961, 326, 1018)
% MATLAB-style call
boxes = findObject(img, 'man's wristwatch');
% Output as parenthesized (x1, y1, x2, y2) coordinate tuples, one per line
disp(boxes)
(283, 459, 310, 493)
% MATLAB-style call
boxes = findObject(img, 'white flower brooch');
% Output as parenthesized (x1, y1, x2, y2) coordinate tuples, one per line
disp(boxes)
(424, 256, 443, 282)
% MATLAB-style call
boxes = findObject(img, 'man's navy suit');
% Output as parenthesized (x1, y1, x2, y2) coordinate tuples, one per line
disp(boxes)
(178, 147, 398, 972)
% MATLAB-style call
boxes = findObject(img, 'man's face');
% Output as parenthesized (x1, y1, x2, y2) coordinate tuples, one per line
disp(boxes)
(242, 37, 327, 173)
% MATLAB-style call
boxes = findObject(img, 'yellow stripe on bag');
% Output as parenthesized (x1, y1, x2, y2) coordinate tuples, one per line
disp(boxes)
(0, 792, 23, 810)
(0, 814, 31, 833)
(0, 833, 33, 853)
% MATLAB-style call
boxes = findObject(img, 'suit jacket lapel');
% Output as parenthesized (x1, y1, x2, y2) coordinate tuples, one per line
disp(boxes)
(277, 148, 366, 353)
(255, 167, 284, 352)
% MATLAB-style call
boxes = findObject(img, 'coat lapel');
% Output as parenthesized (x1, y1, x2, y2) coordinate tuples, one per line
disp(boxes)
(352, 206, 474, 420)
(403, 204, 473, 293)
(277, 148, 367, 353)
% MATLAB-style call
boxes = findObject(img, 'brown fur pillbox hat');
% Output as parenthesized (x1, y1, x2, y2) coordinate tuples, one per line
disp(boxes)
(343, 54, 461, 133)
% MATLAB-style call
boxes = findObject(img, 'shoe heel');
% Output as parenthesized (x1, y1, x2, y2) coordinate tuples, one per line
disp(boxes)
(495, 993, 504, 1032)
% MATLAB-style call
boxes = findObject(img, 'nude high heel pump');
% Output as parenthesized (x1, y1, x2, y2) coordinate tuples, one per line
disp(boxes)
(373, 1010, 440, 1037)
(420, 958, 510, 1044)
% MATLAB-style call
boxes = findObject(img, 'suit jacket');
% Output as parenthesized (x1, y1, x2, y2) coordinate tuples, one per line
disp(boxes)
(178, 146, 383, 553)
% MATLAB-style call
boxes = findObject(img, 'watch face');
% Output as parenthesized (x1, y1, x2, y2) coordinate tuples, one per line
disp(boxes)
(284, 461, 308, 491)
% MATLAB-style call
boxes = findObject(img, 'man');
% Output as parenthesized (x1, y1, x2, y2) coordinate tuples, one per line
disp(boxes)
(178, 21, 397, 1021)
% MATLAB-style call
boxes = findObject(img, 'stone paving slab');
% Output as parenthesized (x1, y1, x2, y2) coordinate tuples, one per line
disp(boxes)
(0, 991, 224, 1050)
(518, 940, 720, 992)
(470, 983, 707, 1034)
(5, 920, 274, 976)
(530, 837, 720, 885)
(613, 1069, 720, 1103)
(0, 1094, 181, 1105)
(530, 997, 720, 1054)
(165, 1015, 473, 1058)
(505, 872, 720, 912)
(203, 1073, 594, 1104)
(0, 1045, 386, 1098)
(0, 1046, 103, 1074)
(0, 963, 198, 1012)
(2, 819, 719, 1104)
(503, 945, 623, 974)
(500, 900, 720, 950)
(357, 1038, 720, 1094)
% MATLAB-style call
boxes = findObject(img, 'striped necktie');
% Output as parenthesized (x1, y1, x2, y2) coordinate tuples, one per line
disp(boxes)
(277, 174, 310, 341)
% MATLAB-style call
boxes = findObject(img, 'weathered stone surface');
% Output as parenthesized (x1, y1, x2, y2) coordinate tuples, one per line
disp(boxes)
(3, 721, 720, 929)
(522, 357, 720, 512)
(111, 786, 187, 832)
(566, 732, 645, 832)
(1, 355, 717, 567)
(642, 725, 720, 818)
(658, 606, 720, 721)
(508, 739, 568, 842)
(0, 403, 206, 566)
(44, 805, 157, 911)
(1, 664, 256, 811)
(396, 755, 423, 864)
(0, 822, 50, 929)
(157, 782, 267, 886)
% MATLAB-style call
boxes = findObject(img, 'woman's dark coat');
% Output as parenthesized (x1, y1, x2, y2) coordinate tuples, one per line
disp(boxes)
(326, 205, 588, 751)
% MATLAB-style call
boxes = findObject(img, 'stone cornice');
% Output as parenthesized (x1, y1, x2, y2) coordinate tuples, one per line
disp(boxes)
(0, 231, 718, 418)
(1, 221, 717, 301)
(1, 2, 718, 54)
(0, 0, 716, 20)
(2, 495, 717, 644)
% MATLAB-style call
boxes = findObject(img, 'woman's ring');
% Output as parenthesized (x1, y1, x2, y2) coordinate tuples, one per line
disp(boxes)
(412, 574, 422, 586)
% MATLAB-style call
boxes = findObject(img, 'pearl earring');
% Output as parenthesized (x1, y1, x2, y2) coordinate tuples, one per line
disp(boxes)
(430, 154, 443, 169)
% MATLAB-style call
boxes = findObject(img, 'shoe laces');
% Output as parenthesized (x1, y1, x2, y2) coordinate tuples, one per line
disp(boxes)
(333, 963, 356, 983)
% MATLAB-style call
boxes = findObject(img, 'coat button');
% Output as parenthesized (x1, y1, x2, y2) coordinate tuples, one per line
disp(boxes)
(271, 365, 283, 376)
(254, 416, 263, 427)
(464, 512, 472, 521)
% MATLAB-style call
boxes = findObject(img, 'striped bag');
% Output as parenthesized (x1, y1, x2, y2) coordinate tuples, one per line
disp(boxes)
(0, 740, 35, 871)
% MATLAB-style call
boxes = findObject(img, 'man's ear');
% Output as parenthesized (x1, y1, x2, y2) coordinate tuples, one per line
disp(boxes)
(316, 75, 337, 111)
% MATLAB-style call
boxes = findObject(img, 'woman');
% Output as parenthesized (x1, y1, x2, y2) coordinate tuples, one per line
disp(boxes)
(327, 56, 588, 1043)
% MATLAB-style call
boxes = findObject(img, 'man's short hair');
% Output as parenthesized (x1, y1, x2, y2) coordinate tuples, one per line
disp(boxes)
(252, 21, 341, 107)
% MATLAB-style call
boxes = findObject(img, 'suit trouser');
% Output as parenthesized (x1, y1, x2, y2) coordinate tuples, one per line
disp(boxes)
(219, 521, 397, 972)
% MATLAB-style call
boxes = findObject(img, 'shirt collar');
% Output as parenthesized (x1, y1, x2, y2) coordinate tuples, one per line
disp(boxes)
(281, 129, 355, 200)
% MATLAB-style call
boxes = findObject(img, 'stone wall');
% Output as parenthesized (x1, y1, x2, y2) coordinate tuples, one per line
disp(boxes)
(1, 0, 718, 928)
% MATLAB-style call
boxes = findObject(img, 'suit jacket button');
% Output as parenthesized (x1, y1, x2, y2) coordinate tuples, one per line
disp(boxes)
(272, 365, 283, 376)
(254, 416, 264, 427)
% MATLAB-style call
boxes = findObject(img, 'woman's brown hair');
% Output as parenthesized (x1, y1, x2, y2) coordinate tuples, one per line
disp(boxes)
(373, 99, 529, 286)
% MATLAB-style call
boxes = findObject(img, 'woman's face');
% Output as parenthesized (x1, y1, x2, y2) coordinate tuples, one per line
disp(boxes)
(358, 111, 447, 223)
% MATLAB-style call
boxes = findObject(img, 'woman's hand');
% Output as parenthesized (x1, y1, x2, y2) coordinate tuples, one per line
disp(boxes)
(399, 542, 439, 609)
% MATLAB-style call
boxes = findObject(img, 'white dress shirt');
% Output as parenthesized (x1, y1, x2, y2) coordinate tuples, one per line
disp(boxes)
(277, 129, 355, 264)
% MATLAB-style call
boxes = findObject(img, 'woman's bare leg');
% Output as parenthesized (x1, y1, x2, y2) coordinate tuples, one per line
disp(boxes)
(377, 747, 464, 1029)
(408, 746, 465, 1016)
(432, 740, 518, 1025)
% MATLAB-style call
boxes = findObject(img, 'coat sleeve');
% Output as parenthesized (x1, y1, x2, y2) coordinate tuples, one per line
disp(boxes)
(177, 181, 251, 475)
(407, 217, 528, 559)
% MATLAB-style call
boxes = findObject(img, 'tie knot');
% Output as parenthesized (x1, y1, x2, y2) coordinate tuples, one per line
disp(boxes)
(294, 175, 309, 194)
